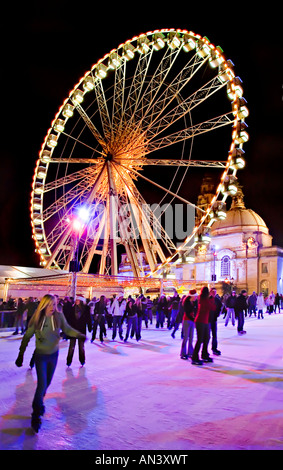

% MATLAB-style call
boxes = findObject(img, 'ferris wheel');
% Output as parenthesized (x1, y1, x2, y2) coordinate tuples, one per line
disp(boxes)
(31, 28, 249, 278)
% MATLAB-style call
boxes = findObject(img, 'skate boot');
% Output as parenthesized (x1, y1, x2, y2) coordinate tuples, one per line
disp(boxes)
(31, 413, 42, 433)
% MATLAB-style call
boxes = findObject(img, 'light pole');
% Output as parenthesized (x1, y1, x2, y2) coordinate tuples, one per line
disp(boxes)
(69, 229, 79, 299)
(211, 244, 217, 284)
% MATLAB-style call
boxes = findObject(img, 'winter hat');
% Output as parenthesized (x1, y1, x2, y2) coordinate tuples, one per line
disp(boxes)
(76, 295, 86, 304)
(189, 289, 197, 295)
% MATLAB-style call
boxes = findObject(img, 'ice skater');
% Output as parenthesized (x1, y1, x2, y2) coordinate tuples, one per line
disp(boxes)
(13, 297, 26, 335)
(191, 286, 214, 365)
(225, 291, 237, 327)
(209, 288, 223, 356)
(156, 294, 168, 328)
(180, 292, 196, 359)
(123, 298, 138, 341)
(91, 295, 108, 343)
(66, 295, 92, 367)
(110, 295, 125, 341)
(15, 294, 86, 433)
(256, 292, 265, 319)
(235, 290, 248, 335)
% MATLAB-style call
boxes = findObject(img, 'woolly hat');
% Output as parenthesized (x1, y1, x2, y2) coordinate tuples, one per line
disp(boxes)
(76, 295, 86, 304)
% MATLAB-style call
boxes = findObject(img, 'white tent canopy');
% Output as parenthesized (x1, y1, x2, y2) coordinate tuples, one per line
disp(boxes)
(0, 265, 69, 282)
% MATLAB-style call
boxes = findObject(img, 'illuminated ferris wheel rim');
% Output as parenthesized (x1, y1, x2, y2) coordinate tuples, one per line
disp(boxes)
(31, 27, 249, 277)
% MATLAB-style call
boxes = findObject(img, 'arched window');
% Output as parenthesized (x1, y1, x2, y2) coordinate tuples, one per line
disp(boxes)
(260, 280, 269, 297)
(221, 256, 231, 277)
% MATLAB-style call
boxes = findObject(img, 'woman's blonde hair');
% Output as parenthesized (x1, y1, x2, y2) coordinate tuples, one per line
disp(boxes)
(29, 294, 58, 330)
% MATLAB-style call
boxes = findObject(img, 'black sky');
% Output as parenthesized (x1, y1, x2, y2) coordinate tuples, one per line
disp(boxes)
(1, 4, 282, 267)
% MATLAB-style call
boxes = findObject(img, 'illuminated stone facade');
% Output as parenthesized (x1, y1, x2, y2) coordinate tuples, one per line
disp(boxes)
(178, 186, 283, 295)
(118, 181, 283, 296)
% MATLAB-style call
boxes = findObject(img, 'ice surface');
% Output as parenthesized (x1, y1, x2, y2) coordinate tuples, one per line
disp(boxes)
(1, 313, 283, 450)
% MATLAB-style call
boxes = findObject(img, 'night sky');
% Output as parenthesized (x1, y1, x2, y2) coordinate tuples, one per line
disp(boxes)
(1, 4, 282, 268)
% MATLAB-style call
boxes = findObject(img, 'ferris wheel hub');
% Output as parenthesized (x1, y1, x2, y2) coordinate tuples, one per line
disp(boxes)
(105, 152, 114, 162)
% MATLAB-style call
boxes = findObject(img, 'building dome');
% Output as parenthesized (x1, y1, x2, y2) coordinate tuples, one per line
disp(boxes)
(211, 187, 269, 237)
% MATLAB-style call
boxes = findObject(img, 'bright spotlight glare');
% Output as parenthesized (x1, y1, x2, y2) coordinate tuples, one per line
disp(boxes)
(78, 207, 90, 221)
(72, 218, 82, 232)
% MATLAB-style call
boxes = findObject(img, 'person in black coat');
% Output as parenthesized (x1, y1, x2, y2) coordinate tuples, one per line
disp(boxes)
(13, 298, 26, 335)
(235, 290, 248, 335)
(91, 295, 108, 343)
(180, 292, 196, 359)
(66, 296, 92, 366)
(209, 288, 223, 355)
(156, 295, 168, 328)
(123, 298, 138, 342)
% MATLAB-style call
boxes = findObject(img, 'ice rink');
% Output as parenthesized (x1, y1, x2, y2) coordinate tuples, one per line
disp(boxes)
(1, 312, 283, 451)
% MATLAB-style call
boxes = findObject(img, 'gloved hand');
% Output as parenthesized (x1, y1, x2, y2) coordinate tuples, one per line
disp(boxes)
(15, 353, 23, 367)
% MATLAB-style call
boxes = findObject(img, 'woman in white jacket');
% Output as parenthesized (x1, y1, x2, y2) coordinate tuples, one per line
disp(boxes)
(110, 296, 125, 341)
(256, 292, 265, 319)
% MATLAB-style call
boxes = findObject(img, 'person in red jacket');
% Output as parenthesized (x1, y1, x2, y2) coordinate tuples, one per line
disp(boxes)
(191, 286, 214, 365)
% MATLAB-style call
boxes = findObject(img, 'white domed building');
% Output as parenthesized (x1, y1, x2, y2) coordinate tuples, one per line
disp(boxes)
(181, 187, 283, 295)
(118, 182, 283, 296)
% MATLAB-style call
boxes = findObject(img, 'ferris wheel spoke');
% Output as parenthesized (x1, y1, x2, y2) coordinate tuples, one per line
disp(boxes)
(124, 192, 166, 271)
(121, 158, 226, 168)
(43, 166, 100, 193)
(145, 75, 227, 141)
(126, 45, 182, 127)
(133, 51, 207, 136)
(46, 192, 107, 270)
(59, 131, 104, 155)
(112, 162, 173, 265)
(42, 192, 85, 231)
(111, 62, 127, 135)
(74, 103, 106, 147)
(128, 182, 177, 256)
(42, 172, 100, 223)
(93, 79, 112, 142)
(118, 162, 205, 214)
(44, 224, 73, 269)
(122, 47, 154, 125)
(116, 196, 146, 278)
(143, 113, 234, 155)
(46, 224, 72, 255)
(47, 157, 105, 164)
(44, 166, 108, 266)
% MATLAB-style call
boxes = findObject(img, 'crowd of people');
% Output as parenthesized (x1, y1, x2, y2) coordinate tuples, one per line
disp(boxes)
(11, 287, 282, 433)
(10, 288, 281, 357)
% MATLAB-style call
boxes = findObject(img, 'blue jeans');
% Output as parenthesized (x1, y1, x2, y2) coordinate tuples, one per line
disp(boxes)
(156, 310, 165, 328)
(112, 316, 123, 340)
(125, 316, 137, 340)
(225, 308, 235, 326)
(136, 316, 142, 340)
(32, 351, 58, 416)
(181, 320, 195, 357)
(169, 309, 178, 329)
